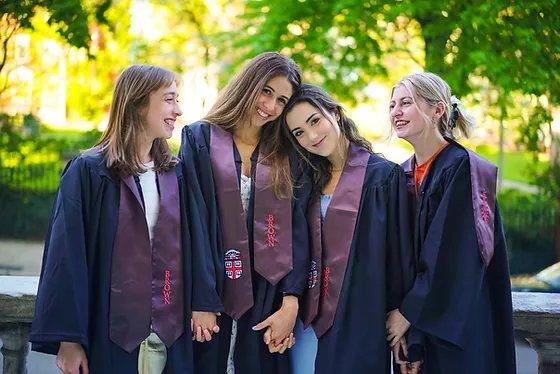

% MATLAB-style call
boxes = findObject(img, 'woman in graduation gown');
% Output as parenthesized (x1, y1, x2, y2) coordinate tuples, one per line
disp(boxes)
(30, 65, 220, 373)
(277, 83, 415, 373)
(178, 52, 311, 373)
(386, 72, 516, 374)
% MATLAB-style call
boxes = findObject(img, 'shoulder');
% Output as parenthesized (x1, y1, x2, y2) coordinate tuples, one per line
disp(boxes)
(363, 152, 402, 187)
(433, 142, 470, 176)
(184, 120, 211, 136)
(181, 121, 212, 149)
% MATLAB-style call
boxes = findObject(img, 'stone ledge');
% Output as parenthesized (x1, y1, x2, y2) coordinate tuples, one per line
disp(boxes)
(0, 276, 39, 323)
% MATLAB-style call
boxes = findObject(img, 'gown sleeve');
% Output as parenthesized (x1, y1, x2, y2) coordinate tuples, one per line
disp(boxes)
(386, 165, 416, 311)
(399, 157, 487, 348)
(179, 126, 223, 312)
(30, 157, 91, 354)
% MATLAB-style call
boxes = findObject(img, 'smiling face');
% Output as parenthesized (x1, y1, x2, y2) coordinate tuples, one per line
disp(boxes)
(389, 84, 440, 143)
(142, 81, 183, 140)
(285, 101, 342, 158)
(251, 75, 294, 127)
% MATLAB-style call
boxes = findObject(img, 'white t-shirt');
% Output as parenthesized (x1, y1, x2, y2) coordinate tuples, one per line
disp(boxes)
(137, 161, 159, 243)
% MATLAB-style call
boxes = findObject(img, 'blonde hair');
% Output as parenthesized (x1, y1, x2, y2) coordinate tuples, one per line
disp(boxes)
(90, 64, 179, 177)
(395, 72, 475, 138)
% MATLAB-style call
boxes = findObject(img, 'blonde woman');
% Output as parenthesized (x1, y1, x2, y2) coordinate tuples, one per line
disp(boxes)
(386, 72, 516, 374)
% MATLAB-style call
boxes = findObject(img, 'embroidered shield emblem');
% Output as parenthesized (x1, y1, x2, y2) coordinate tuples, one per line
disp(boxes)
(225, 249, 243, 280)
(308, 261, 318, 289)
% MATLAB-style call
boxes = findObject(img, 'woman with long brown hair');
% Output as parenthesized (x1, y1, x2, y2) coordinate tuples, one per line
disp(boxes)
(30, 65, 220, 373)
(277, 83, 415, 373)
(179, 51, 311, 373)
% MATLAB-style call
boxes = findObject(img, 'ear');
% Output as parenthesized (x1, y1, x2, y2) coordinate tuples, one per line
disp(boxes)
(433, 101, 445, 121)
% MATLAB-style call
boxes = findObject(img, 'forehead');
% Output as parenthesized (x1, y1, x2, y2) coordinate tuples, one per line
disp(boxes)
(265, 75, 294, 97)
(391, 84, 412, 100)
(286, 102, 316, 129)
(153, 81, 177, 96)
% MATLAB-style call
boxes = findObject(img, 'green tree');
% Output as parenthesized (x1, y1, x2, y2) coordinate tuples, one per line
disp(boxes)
(0, 0, 110, 96)
(235, 0, 560, 256)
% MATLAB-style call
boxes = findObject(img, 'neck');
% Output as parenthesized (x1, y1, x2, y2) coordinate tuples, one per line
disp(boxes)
(138, 135, 154, 164)
(410, 132, 447, 165)
(233, 124, 261, 145)
(327, 137, 349, 171)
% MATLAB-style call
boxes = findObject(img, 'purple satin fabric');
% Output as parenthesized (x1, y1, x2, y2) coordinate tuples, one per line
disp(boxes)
(302, 198, 322, 328)
(209, 125, 293, 319)
(311, 143, 370, 338)
(466, 150, 497, 266)
(210, 125, 254, 320)
(253, 159, 293, 285)
(109, 168, 184, 353)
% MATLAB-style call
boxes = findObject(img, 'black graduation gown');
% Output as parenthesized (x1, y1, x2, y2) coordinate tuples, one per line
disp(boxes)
(179, 121, 311, 374)
(29, 153, 218, 373)
(313, 154, 415, 374)
(401, 143, 516, 374)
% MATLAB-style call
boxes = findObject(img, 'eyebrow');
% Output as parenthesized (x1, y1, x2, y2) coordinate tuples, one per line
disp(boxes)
(290, 112, 319, 133)
(265, 85, 290, 102)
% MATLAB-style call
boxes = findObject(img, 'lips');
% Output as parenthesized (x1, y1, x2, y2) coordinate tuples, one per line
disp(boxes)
(312, 136, 326, 147)
(394, 120, 409, 129)
(257, 108, 271, 119)
(164, 118, 176, 130)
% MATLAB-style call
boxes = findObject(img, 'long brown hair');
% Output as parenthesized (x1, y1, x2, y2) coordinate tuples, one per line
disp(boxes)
(204, 52, 302, 198)
(275, 84, 373, 197)
(89, 64, 179, 177)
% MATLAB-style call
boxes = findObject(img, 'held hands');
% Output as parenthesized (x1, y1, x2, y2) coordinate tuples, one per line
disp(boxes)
(386, 309, 411, 347)
(252, 295, 298, 353)
(388, 320, 422, 374)
(191, 311, 220, 342)
(56, 342, 88, 374)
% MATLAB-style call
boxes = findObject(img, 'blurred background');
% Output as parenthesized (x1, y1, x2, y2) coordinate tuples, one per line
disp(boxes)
(0, 1, 558, 372)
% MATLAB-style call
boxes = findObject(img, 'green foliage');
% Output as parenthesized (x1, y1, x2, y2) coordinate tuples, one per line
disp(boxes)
(499, 188, 556, 273)
(235, 0, 559, 104)
(1, 0, 111, 49)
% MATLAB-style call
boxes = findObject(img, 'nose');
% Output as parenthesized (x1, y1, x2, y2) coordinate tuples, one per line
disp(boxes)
(262, 96, 276, 112)
(390, 105, 401, 119)
(307, 129, 319, 142)
(175, 102, 183, 117)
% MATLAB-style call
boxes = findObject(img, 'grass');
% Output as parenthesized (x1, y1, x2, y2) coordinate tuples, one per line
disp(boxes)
(474, 144, 548, 185)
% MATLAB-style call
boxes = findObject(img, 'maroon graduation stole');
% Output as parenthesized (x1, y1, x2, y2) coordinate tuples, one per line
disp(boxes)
(302, 198, 322, 328)
(311, 143, 370, 338)
(466, 149, 497, 266)
(209, 125, 292, 320)
(400, 142, 497, 266)
(109, 168, 184, 353)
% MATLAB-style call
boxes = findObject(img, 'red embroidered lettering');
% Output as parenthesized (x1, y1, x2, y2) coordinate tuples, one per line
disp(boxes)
(266, 214, 276, 247)
(480, 190, 491, 224)
(163, 270, 172, 305)
(321, 267, 331, 298)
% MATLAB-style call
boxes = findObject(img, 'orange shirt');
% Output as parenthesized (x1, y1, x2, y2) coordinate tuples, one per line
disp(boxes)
(413, 142, 450, 193)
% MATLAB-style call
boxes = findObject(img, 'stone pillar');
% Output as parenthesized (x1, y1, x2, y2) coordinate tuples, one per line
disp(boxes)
(526, 338, 560, 374)
(513, 292, 560, 374)
(0, 323, 30, 374)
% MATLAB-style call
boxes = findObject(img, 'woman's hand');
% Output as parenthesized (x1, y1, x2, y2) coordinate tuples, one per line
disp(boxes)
(386, 309, 411, 347)
(266, 332, 296, 354)
(191, 311, 220, 342)
(57, 342, 88, 374)
(252, 295, 299, 345)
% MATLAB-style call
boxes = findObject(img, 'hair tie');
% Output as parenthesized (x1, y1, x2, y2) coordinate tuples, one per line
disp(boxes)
(449, 102, 459, 129)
